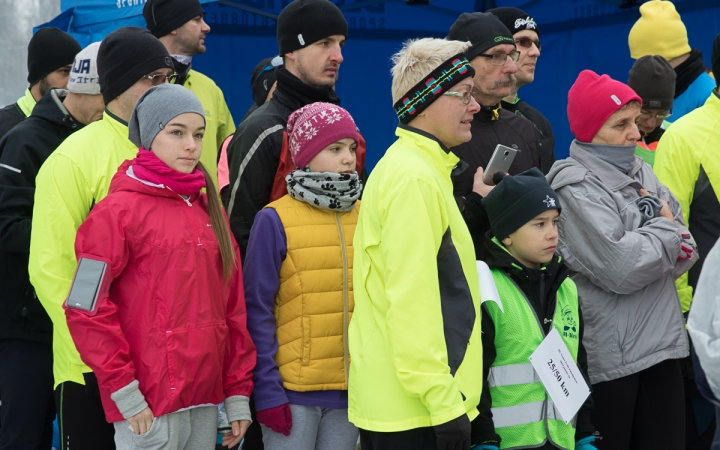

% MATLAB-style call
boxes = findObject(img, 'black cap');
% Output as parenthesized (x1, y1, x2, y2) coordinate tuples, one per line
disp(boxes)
(487, 7, 540, 36)
(277, 0, 348, 55)
(627, 55, 676, 111)
(447, 12, 515, 61)
(27, 27, 82, 85)
(143, 0, 205, 38)
(481, 168, 561, 240)
(97, 27, 174, 104)
(713, 32, 720, 88)
(251, 56, 282, 107)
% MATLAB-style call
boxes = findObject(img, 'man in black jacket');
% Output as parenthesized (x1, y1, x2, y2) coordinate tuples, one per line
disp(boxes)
(0, 43, 103, 450)
(0, 27, 81, 142)
(447, 12, 542, 259)
(224, 0, 348, 257)
(488, 7, 556, 174)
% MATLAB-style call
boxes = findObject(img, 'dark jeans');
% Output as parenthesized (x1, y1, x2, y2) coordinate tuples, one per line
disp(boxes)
(360, 426, 439, 450)
(54, 372, 115, 450)
(592, 359, 685, 450)
(0, 339, 55, 450)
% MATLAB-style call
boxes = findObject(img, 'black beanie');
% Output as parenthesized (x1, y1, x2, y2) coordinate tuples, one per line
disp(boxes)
(447, 12, 515, 61)
(97, 27, 174, 104)
(27, 27, 82, 85)
(487, 7, 540, 36)
(481, 168, 561, 240)
(143, 0, 205, 38)
(627, 55, 676, 111)
(251, 56, 282, 107)
(277, 0, 348, 55)
(712, 33, 720, 88)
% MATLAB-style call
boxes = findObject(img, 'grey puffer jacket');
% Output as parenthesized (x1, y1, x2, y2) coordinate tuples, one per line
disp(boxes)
(546, 140, 697, 384)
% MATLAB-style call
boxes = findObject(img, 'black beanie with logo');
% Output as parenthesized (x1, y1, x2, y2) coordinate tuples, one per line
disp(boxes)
(481, 168, 561, 240)
(143, 0, 205, 38)
(97, 27, 174, 104)
(487, 7, 540, 36)
(277, 0, 348, 55)
(627, 55, 676, 111)
(251, 56, 283, 107)
(447, 12, 515, 61)
(27, 27, 82, 85)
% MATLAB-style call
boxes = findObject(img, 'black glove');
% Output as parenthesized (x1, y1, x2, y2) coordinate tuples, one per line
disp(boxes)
(435, 414, 471, 450)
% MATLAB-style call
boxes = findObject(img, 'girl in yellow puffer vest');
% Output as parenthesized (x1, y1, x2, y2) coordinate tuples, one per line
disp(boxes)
(244, 102, 362, 449)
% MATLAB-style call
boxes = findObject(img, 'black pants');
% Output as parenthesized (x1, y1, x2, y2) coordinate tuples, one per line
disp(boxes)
(360, 426, 439, 450)
(592, 358, 685, 450)
(54, 372, 116, 450)
(0, 339, 55, 450)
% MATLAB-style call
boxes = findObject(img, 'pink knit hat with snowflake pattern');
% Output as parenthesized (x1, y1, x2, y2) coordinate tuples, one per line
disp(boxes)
(287, 102, 359, 169)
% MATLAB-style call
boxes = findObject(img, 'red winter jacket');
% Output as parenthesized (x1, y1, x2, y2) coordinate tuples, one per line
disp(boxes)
(65, 160, 256, 423)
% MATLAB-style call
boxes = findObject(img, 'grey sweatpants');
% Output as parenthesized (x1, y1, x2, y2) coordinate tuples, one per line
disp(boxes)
(261, 404, 358, 450)
(113, 405, 218, 450)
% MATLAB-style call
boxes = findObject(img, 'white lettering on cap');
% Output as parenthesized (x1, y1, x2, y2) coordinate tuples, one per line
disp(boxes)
(298, 34, 305, 45)
(611, 94, 621, 105)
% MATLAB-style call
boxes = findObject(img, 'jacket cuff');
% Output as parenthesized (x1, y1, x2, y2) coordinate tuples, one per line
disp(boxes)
(225, 395, 252, 423)
(110, 379, 148, 419)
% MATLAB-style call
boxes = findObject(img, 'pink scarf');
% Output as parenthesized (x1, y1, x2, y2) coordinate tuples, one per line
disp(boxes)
(131, 148, 206, 196)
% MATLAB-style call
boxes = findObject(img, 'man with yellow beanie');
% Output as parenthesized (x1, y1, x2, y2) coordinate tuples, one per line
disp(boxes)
(628, 0, 715, 122)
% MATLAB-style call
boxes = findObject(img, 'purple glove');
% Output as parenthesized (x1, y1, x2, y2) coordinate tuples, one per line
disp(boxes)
(257, 403, 293, 436)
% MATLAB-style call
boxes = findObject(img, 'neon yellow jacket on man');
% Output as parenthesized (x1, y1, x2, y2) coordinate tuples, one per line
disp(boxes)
(29, 111, 136, 388)
(349, 124, 482, 432)
(654, 92, 720, 313)
(183, 70, 235, 189)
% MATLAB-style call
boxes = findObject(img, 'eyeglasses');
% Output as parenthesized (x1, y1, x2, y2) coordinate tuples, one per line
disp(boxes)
(142, 73, 178, 85)
(514, 37, 542, 51)
(639, 109, 672, 120)
(443, 90, 476, 105)
(476, 51, 521, 66)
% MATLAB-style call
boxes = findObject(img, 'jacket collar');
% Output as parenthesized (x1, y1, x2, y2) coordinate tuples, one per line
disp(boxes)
(396, 123, 465, 176)
(570, 140, 644, 192)
(31, 89, 83, 131)
(17, 88, 36, 117)
(272, 67, 340, 113)
(475, 102, 502, 122)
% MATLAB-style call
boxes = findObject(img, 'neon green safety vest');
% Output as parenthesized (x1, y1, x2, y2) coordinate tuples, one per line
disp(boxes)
(485, 268, 580, 450)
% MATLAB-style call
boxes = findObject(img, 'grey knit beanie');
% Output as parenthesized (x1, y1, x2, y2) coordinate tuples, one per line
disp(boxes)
(128, 83, 205, 149)
(627, 55, 676, 111)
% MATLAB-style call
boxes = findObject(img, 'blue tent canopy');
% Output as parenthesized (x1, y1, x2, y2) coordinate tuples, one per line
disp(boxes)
(40, 0, 720, 170)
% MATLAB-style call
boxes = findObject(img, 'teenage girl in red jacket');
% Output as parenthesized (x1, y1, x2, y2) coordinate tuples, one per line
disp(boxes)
(65, 84, 256, 449)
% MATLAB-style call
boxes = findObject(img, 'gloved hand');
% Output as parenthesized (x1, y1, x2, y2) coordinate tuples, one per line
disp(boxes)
(575, 435, 598, 450)
(678, 233, 695, 260)
(434, 414, 471, 450)
(470, 444, 499, 450)
(256, 403, 292, 436)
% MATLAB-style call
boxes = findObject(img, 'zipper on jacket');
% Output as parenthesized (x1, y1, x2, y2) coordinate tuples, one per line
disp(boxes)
(178, 194, 192, 207)
(335, 212, 350, 383)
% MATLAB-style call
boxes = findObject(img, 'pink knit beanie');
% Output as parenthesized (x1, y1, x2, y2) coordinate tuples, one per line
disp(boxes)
(287, 102, 359, 169)
(567, 70, 641, 143)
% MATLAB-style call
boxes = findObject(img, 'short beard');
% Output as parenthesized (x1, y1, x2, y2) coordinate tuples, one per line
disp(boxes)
(38, 77, 51, 97)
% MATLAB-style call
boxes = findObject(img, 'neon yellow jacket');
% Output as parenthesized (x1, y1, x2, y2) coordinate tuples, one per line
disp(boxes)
(17, 88, 36, 117)
(184, 70, 235, 189)
(654, 92, 720, 312)
(349, 124, 482, 432)
(29, 111, 136, 388)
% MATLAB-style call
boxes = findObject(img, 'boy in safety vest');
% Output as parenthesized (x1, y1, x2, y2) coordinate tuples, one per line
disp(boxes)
(470, 168, 596, 450)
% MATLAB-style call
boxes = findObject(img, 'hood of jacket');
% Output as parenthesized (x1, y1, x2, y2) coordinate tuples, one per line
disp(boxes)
(32, 89, 83, 132)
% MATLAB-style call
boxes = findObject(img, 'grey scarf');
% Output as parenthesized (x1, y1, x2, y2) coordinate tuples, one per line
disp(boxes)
(286, 170, 362, 212)
(576, 141, 637, 174)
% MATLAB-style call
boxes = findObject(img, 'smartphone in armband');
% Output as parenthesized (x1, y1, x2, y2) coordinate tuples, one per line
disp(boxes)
(483, 144, 520, 185)
(65, 258, 108, 314)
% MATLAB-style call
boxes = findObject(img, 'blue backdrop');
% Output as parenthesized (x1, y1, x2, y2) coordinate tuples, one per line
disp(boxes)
(41, 0, 720, 170)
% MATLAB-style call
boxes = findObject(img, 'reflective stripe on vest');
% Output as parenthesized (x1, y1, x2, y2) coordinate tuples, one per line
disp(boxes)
(488, 363, 539, 388)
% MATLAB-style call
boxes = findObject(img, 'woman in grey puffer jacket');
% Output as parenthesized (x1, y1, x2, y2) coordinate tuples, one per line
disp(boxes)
(546, 70, 697, 450)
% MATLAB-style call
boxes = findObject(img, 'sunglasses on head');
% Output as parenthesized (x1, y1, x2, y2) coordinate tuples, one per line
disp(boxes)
(514, 37, 542, 51)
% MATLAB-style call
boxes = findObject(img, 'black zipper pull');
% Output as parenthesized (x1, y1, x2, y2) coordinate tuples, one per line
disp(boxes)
(21, 307, 27, 317)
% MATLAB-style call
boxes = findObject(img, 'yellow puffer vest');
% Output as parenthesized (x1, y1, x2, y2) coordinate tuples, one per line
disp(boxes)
(267, 194, 359, 391)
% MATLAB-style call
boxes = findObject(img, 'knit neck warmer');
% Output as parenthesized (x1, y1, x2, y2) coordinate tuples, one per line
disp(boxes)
(675, 49, 707, 98)
(285, 170, 361, 212)
(131, 148, 206, 196)
(172, 56, 192, 86)
(274, 67, 340, 110)
(574, 141, 637, 174)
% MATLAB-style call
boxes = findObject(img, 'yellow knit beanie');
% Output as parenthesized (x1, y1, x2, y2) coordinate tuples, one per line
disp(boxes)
(628, 0, 691, 61)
